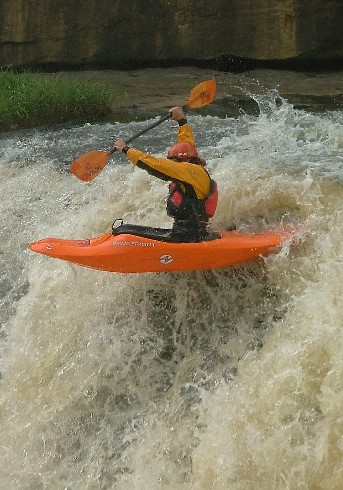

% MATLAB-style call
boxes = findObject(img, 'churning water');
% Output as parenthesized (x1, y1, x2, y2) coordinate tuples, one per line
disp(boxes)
(0, 91, 343, 489)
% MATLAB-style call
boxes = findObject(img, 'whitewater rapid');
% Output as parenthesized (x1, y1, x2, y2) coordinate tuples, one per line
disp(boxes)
(0, 92, 342, 489)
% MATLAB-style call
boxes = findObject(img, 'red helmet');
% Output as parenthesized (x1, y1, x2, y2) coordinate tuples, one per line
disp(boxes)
(167, 142, 199, 160)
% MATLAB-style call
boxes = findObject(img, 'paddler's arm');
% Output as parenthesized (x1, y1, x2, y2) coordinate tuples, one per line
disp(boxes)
(113, 140, 210, 199)
(170, 106, 196, 146)
(130, 149, 210, 199)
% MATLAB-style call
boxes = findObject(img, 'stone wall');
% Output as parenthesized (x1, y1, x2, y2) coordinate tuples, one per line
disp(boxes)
(0, 0, 342, 69)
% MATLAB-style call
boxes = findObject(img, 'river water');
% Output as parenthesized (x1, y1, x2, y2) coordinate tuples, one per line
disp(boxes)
(0, 91, 343, 489)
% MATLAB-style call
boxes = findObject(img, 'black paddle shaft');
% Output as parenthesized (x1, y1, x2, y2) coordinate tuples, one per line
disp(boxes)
(110, 112, 172, 154)
(111, 104, 189, 154)
(126, 113, 171, 144)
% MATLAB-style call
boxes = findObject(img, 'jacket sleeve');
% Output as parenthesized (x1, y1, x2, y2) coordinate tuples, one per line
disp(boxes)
(125, 148, 210, 199)
(177, 123, 196, 145)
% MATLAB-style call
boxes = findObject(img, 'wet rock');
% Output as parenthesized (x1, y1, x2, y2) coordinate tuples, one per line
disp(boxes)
(0, 1, 342, 68)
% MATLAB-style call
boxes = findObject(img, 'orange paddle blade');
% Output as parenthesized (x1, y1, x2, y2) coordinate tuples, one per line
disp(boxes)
(70, 150, 112, 182)
(186, 80, 216, 109)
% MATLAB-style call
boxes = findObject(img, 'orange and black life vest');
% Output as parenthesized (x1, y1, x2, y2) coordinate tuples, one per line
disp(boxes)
(167, 174, 218, 224)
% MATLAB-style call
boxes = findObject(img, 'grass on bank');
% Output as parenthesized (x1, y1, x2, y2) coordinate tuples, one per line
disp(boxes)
(0, 69, 120, 131)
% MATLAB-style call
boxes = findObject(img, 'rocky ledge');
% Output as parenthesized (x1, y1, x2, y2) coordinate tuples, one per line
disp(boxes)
(58, 67, 343, 118)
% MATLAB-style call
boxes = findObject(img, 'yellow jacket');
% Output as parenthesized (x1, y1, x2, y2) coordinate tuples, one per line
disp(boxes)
(125, 123, 210, 199)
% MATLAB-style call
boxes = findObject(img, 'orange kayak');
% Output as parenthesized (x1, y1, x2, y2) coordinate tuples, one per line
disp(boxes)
(29, 225, 295, 273)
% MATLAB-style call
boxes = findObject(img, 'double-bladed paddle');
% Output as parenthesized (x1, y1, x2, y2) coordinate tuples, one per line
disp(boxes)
(70, 79, 216, 182)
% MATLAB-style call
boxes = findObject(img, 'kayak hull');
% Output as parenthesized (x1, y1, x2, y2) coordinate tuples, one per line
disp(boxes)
(29, 228, 295, 273)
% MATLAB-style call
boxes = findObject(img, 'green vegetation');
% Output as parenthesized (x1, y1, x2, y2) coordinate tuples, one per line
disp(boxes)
(0, 69, 118, 131)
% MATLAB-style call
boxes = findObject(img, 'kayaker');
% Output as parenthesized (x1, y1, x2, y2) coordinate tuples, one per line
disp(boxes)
(113, 106, 218, 242)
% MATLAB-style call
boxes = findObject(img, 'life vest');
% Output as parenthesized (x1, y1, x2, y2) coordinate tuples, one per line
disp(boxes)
(167, 174, 218, 223)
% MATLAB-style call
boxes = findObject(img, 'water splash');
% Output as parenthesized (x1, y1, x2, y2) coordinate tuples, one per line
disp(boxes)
(0, 96, 342, 488)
